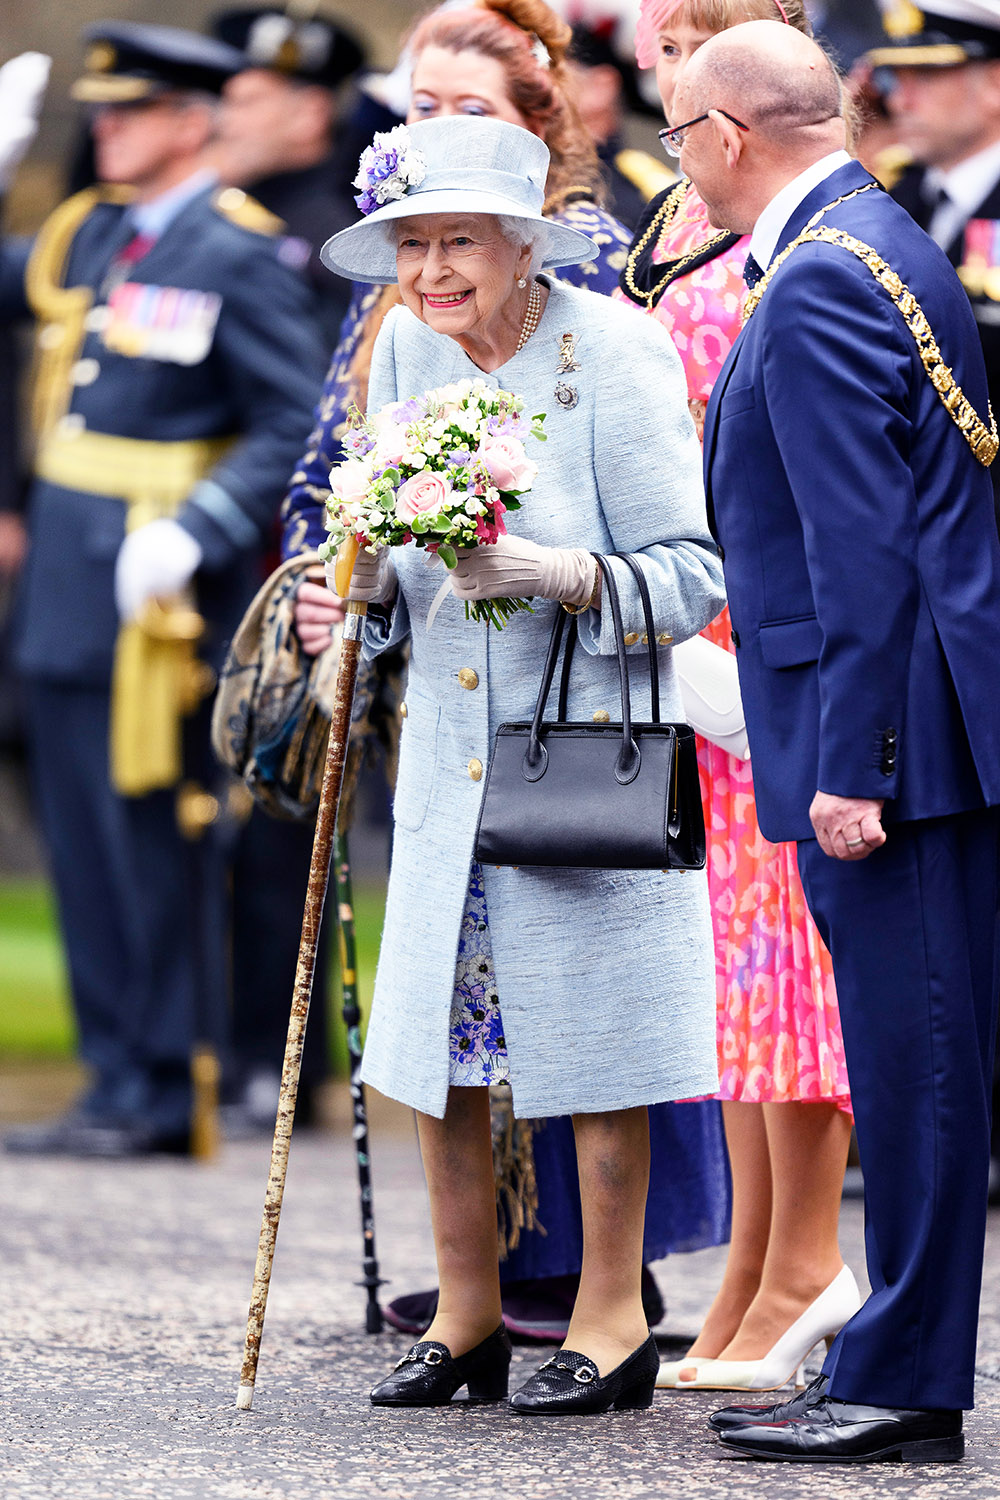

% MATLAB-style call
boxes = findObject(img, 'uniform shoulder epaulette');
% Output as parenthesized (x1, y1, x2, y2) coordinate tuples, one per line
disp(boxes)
(614, 148, 678, 204)
(212, 186, 285, 237)
(872, 145, 915, 193)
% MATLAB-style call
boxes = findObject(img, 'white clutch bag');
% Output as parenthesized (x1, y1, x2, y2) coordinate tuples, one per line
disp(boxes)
(672, 633, 750, 761)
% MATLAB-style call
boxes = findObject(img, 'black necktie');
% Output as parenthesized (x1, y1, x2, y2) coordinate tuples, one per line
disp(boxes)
(743, 252, 765, 289)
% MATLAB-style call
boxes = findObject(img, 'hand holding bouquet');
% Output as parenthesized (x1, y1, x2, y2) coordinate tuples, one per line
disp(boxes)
(320, 378, 546, 629)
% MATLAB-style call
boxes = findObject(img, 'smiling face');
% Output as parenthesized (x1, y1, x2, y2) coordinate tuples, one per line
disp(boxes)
(654, 17, 717, 124)
(408, 46, 531, 128)
(394, 212, 530, 350)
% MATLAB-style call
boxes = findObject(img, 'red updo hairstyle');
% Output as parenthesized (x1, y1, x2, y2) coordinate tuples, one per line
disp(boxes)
(407, 0, 604, 212)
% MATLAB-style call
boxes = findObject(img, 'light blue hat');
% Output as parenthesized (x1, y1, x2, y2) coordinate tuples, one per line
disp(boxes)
(319, 116, 598, 284)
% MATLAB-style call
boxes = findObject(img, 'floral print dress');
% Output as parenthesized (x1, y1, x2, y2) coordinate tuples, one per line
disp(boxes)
(616, 179, 852, 1113)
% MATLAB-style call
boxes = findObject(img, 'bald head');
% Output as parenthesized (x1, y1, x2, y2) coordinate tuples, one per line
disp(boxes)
(674, 20, 847, 234)
(679, 21, 843, 145)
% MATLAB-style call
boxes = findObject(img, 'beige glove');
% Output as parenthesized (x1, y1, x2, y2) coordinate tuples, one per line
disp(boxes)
(448, 535, 598, 607)
(324, 546, 396, 605)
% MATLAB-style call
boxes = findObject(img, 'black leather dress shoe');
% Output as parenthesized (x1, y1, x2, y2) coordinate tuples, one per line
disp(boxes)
(717, 1395, 963, 1463)
(510, 1334, 658, 1415)
(370, 1324, 512, 1407)
(709, 1374, 829, 1432)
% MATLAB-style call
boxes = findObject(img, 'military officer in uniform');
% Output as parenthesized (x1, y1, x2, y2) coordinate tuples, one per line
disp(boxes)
(212, 6, 367, 348)
(1, 22, 327, 1156)
(868, 0, 1000, 501)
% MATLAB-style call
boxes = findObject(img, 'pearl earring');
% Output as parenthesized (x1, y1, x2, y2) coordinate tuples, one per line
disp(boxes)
(517, 277, 527, 289)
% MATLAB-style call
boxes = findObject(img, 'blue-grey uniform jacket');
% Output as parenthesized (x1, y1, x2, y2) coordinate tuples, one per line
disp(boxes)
(0, 183, 327, 684)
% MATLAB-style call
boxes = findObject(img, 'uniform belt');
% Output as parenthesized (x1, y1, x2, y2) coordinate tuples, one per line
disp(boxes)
(34, 429, 235, 519)
(35, 428, 236, 798)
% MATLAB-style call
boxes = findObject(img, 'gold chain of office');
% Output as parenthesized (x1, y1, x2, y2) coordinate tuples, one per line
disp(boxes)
(621, 178, 734, 307)
(744, 183, 998, 468)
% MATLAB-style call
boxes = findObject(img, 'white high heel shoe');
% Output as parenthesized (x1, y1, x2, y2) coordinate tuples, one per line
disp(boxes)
(656, 1264, 862, 1392)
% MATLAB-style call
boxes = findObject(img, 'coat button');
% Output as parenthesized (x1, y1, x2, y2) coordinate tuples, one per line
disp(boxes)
(657, 632, 673, 645)
(717, 544, 726, 562)
(468, 758, 483, 780)
(400, 703, 408, 718)
(593, 710, 610, 723)
(731, 629, 741, 647)
(624, 632, 640, 646)
(457, 667, 479, 690)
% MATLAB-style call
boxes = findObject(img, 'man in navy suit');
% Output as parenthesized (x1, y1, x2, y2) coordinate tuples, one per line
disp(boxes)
(677, 19, 1000, 1464)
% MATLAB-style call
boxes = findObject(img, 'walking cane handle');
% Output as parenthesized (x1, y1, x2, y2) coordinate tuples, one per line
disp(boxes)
(333, 534, 361, 599)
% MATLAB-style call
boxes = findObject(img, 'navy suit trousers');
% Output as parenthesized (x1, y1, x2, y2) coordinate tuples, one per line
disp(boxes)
(24, 681, 227, 1133)
(797, 810, 1000, 1410)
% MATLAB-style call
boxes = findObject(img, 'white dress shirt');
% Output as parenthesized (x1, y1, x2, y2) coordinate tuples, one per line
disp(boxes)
(749, 149, 853, 273)
(925, 138, 1000, 251)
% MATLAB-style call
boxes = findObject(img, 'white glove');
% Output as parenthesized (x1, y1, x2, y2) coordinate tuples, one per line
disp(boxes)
(0, 53, 50, 191)
(115, 519, 203, 620)
(324, 546, 397, 605)
(448, 535, 598, 606)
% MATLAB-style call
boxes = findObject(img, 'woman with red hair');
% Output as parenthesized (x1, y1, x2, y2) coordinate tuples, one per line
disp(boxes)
(617, 0, 862, 1394)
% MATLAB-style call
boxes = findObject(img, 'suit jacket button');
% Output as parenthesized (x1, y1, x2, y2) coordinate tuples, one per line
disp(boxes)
(468, 758, 483, 781)
(731, 629, 741, 647)
(884, 727, 898, 744)
(717, 544, 726, 562)
(457, 667, 479, 690)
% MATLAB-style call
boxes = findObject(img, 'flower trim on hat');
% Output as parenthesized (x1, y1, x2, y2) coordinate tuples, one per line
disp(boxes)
(353, 125, 427, 216)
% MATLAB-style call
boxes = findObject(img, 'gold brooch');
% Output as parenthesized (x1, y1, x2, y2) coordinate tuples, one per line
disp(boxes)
(556, 332, 581, 373)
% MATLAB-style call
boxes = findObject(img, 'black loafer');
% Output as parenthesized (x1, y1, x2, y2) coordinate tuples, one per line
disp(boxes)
(709, 1374, 829, 1432)
(717, 1394, 963, 1463)
(370, 1324, 512, 1407)
(510, 1334, 658, 1415)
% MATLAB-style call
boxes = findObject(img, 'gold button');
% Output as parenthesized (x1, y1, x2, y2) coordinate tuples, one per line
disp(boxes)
(640, 633, 648, 645)
(593, 709, 610, 723)
(217, 186, 246, 211)
(457, 667, 479, 690)
(624, 632, 640, 646)
(468, 758, 483, 781)
(657, 632, 673, 645)
(400, 703, 408, 718)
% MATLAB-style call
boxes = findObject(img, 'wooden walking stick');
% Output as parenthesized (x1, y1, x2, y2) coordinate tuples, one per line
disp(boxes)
(236, 539, 369, 1412)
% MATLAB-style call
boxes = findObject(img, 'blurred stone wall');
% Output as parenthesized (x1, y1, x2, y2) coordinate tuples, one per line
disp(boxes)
(1, 0, 421, 230)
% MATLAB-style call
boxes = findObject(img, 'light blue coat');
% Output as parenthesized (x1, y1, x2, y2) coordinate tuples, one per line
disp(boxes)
(359, 277, 726, 1119)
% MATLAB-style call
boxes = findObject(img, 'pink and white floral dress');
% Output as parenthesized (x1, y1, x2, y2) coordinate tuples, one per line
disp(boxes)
(616, 180, 851, 1113)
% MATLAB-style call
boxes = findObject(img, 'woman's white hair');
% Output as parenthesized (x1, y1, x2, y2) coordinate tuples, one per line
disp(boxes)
(496, 214, 547, 275)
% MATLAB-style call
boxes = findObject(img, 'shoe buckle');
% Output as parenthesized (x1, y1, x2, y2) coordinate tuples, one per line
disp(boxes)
(423, 1349, 444, 1365)
(539, 1357, 557, 1371)
(573, 1366, 596, 1384)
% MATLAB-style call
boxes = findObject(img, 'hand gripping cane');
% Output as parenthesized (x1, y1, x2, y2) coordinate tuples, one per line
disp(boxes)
(236, 537, 380, 1411)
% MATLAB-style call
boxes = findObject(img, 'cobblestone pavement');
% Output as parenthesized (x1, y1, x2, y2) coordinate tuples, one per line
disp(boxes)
(6, 1097, 1000, 1500)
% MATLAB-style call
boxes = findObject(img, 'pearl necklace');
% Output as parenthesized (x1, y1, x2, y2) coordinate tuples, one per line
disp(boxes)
(515, 279, 542, 353)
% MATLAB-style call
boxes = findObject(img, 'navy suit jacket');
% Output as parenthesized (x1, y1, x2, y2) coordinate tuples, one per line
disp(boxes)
(704, 160, 1000, 843)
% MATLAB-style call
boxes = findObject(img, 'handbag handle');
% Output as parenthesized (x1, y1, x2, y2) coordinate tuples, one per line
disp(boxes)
(524, 554, 640, 786)
(612, 552, 660, 724)
(555, 553, 663, 721)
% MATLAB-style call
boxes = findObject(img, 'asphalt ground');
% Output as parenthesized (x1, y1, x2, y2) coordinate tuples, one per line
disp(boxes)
(6, 1086, 1000, 1500)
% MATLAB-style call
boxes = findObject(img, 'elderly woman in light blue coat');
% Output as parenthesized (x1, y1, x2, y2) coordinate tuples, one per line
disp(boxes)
(321, 115, 725, 1416)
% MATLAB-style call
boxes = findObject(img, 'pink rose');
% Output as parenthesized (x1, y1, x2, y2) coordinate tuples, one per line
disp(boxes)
(329, 458, 372, 506)
(479, 435, 536, 493)
(395, 471, 454, 524)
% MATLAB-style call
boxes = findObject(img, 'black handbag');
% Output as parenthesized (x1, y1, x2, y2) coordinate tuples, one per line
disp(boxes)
(473, 554, 706, 871)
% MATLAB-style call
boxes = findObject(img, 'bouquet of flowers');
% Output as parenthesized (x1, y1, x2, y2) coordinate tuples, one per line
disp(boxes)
(320, 378, 546, 629)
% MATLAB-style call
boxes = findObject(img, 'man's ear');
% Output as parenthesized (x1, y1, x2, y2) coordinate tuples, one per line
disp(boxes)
(709, 108, 746, 167)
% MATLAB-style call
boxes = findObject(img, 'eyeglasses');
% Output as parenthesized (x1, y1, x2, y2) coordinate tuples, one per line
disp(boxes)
(659, 110, 749, 154)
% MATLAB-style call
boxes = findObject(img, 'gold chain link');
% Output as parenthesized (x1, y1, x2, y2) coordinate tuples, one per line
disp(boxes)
(743, 182, 997, 467)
